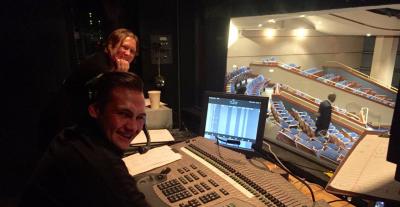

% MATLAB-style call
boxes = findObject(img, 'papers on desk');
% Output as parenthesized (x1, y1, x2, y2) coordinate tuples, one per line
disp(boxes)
(326, 134, 400, 202)
(130, 129, 175, 145)
(145, 98, 166, 107)
(123, 145, 181, 176)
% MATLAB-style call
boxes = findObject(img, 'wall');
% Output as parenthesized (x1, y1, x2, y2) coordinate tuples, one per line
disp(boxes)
(227, 29, 364, 73)
(1, 0, 73, 198)
(360, 37, 400, 88)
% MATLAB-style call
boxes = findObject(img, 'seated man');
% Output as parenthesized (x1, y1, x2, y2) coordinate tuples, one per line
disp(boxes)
(19, 72, 149, 207)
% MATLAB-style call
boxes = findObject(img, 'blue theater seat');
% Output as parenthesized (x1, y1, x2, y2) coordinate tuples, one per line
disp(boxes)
(336, 134, 351, 143)
(287, 120, 299, 128)
(283, 131, 296, 141)
(335, 80, 348, 88)
(309, 140, 324, 150)
(316, 136, 328, 144)
(328, 129, 339, 134)
(348, 132, 359, 139)
(297, 138, 309, 146)
(297, 132, 310, 141)
(327, 143, 339, 151)
(320, 147, 340, 162)
(280, 121, 289, 129)
(344, 142, 354, 149)
(289, 128, 299, 135)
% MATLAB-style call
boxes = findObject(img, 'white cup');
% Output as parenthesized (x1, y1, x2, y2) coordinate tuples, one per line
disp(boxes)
(148, 90, 161, 109)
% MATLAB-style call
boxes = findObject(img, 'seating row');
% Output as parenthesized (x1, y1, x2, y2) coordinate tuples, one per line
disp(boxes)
(301, 68, 395, 107)
(271, 100, 360, 164)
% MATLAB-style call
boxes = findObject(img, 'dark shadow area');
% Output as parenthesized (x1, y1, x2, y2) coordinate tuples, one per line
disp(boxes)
(1, 0, 398, 206)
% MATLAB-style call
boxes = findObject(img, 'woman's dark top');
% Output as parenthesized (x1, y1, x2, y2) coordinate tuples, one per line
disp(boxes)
(37, 51, 114, 154)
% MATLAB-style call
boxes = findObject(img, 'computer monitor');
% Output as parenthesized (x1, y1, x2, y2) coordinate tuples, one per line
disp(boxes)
(200, 91, 268, 153)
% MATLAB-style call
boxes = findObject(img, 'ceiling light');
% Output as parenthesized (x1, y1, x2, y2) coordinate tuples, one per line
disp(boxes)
(268, 19, 276, 23)
(258, 24, 263, 27)
(263, 28, 276, 38)
(366, 33, 371, 37)
(294, 28, 307, 38)
(269, 69, 274, 73)
(299, 15, 306, 18)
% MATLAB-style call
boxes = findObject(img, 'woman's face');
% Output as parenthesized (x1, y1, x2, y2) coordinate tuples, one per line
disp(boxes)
(111, 37, 137, 64)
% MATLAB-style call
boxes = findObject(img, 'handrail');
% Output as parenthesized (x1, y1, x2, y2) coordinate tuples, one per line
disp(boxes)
(278, 83, 368, 126)
(322, 61, 398, 93)
(276, 62, 396, 107)
(252, 61, 396, 107)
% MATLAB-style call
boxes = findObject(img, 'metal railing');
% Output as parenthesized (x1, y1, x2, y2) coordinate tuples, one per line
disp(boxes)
(272, 62, 396, 107)
(322, 61, 398, 93)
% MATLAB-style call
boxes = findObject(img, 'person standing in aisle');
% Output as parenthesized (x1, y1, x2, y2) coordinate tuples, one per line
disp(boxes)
(315, 93, 336, 136)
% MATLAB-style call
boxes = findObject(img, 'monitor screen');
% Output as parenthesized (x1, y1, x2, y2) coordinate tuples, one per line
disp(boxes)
(201, 91, 268, 152)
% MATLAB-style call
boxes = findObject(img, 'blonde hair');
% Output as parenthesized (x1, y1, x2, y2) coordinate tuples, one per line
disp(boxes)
(104, 28, 139, 57)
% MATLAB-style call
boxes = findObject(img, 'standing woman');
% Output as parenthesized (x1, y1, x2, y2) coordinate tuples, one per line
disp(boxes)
(38, 28, 140, 153)
(66, 28, 140, 123)
(68, 28, 139, 88)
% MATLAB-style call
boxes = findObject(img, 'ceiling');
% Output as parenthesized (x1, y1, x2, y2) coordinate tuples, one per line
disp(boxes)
(231, 4, 400, 36)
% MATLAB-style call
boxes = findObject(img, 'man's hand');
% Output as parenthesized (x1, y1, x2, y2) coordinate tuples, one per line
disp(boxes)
(115, 58, 130, 72)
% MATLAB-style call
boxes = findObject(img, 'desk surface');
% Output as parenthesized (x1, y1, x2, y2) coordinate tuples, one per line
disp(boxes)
(127, 132, 355, 206)
(264, 162, 355, 206)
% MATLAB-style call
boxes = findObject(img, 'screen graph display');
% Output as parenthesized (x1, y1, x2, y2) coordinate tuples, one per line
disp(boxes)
(203, 96, 262, 151)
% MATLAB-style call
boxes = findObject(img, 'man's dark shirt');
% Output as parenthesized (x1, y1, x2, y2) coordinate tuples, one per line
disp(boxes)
(19, 122, 149, 207)
(315, 100, 332, 132)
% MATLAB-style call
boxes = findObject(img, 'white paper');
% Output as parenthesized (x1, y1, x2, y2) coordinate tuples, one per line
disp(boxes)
(123, 145, 181, 176)
(130, 129, 175, 145)
(329, 134, 400, 201)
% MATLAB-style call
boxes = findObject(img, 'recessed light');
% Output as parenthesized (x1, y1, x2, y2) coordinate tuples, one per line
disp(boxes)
(268, 19, 276, 23)
(263, 28, 276, 38)
(294, 28, 307, 38)
(258, 24, 263, 27)
(366, 33, 371, 37)
(299, 15, 306, 18)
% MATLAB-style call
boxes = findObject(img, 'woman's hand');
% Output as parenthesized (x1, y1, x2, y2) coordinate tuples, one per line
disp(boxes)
(115, 58, 130, 72)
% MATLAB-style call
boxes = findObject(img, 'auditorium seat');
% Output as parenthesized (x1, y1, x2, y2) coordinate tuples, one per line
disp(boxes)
(309, 140, 324, 150)
(277, 131, 296, 147)
(285, 66, 396, 106)
(326, 143, 340, 151)
(316, 136, 328, 144)
(320, 147, 341, 163)
(271, 98, 361, 165)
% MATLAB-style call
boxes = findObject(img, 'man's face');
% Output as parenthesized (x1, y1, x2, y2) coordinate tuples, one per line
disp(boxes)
(113, 37, 137, 64)
(90, 87, 146, 151)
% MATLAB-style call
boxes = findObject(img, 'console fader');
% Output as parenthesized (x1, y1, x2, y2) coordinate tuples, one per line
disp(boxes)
(135, 137, 313, 207)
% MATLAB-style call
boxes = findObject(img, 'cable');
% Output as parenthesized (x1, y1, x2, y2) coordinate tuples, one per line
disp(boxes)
(327, 199, 348, 204)
(285, 161, 326, 173)
(260, 142, 316, 202)
(264, 142, 292, 173)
